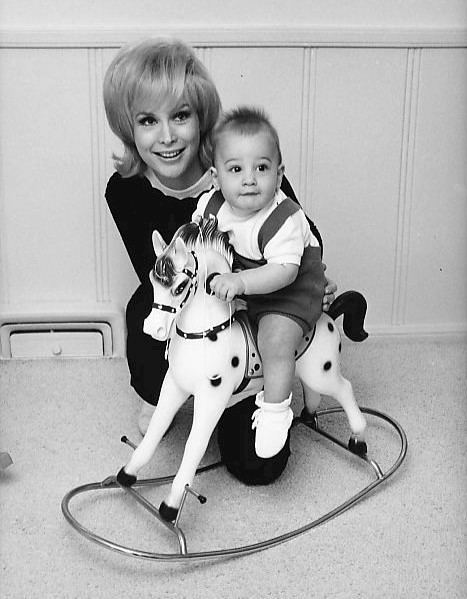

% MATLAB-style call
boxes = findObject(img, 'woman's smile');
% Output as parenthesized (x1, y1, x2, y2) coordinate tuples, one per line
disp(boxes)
(156, 149, 184, 159)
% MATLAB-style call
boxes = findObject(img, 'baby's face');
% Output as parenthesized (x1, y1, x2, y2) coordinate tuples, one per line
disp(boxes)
(212, 130, 284, 217)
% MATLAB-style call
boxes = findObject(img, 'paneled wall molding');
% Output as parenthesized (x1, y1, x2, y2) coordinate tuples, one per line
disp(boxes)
(0, 197, 9, 305)
(298, 47, 316, 205)
(0, 26, 466, 49)
(392, 48, 421, 326)
(88, 47, 111, 303)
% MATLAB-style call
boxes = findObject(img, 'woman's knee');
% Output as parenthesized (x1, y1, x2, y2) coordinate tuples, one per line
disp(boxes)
(217, 397, 291, 485)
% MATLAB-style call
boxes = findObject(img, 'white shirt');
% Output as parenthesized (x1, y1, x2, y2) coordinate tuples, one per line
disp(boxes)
(193, 189, 319, 266)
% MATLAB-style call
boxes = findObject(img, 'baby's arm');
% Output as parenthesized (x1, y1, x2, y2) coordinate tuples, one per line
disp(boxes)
(210, 263, 298, 302)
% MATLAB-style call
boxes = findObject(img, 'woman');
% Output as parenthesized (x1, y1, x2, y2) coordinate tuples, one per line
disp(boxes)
(103, 37, 337, 485)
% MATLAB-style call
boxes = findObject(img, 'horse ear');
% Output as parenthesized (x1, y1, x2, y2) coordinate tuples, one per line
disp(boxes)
(172, 237, 189, 271)
(152, 231, 167, 257)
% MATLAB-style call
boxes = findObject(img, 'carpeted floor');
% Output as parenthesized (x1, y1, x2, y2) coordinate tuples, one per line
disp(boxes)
(1, 335, 466, 599)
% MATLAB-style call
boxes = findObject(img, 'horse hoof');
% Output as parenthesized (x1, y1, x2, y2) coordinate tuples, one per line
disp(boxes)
(300, 407, 319, 430)
(348, 437, 367, 456)
(116, 467, 137, 487)
(159, 501, 179, 523)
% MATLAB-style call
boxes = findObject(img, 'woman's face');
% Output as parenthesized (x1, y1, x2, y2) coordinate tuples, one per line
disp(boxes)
(133, 96, 202, 190)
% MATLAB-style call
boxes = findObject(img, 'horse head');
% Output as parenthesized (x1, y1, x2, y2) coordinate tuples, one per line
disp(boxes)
(143, 217, 234, 341)
(143, 230, 199, 341)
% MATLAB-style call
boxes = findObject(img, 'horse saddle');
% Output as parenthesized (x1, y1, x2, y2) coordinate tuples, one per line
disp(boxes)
(234, 310, 316, 395)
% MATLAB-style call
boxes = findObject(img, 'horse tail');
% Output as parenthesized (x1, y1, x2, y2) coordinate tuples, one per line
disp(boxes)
(327, 291, 369, 342)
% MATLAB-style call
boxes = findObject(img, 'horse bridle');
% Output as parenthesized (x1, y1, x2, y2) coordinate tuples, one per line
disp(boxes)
(151, 251, 199, 315)
(150, 250, 235, 340)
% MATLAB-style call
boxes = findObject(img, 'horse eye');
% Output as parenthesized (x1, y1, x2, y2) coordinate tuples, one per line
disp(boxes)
(174, 281, 187, 296)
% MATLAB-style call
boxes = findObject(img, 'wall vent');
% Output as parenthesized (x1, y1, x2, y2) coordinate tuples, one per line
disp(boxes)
(0, 304, 125, 358)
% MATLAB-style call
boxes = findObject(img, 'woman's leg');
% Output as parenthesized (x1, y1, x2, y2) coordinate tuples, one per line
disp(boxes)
(126, 287, 169, 434)
(126, 286, 168, 405)
(217, 314, 302, 481)
(217, 395, 291, 485)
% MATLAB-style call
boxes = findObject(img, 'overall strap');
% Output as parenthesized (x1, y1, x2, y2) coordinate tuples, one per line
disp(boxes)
(203, 190, 225, 218)
(257, 197, 300, 254)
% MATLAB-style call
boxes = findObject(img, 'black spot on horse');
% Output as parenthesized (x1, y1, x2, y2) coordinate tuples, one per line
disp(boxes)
(323, 361, 332, 371)
(231, 356, 239, 367)
(328, 322, 334, 332)
(339, 342, 342, 353)
(207, 332, 218, 342)
(210, 377, 222, 387)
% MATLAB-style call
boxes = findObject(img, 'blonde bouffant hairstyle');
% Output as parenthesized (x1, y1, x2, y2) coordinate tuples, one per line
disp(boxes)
(103, 38, 222, 177)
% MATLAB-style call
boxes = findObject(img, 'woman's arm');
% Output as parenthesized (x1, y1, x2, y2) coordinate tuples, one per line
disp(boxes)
(105, 173, 157, 284)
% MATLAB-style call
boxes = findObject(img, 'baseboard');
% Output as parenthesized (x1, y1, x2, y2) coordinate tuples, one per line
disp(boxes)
(363, 323, 467, 340)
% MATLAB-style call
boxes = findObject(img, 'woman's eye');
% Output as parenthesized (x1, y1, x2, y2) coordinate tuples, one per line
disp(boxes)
(174, 110, 190, 122)
(137, 115, 156, 126)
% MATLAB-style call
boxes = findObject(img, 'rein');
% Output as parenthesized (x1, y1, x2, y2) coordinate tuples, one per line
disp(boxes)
(151, 249, 235, 340)
(176, 314, 236, 340)
(152, 252, 198, 314)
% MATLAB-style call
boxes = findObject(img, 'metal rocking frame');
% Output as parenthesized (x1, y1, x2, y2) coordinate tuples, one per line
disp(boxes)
(61, 406, 407, 562)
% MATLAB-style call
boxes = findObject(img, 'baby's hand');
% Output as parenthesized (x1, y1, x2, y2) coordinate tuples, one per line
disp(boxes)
(210, 273, 246, 302)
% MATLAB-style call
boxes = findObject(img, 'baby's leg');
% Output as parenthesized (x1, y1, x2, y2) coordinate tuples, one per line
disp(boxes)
(252, 314, 302, 458)
(258, 313, 303, 403)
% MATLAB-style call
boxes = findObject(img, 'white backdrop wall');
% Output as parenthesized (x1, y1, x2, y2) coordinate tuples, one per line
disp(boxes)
(0, 2, 466, 356)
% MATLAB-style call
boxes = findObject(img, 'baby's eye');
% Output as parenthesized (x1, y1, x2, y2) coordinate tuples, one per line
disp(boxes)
(229, 166, 241, 173)
(257, 163, 269, 172)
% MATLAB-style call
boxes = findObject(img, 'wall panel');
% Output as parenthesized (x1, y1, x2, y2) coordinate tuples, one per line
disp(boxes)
(311, 48, 408, 326)
(0, 28, 465, 355)
(0, 48, 97, 304)
(210, 47, 305, 190)
(405, 48, 467, 327)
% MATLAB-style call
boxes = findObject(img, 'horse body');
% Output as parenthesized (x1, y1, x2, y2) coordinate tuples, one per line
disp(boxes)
(118, 217, 367, 518)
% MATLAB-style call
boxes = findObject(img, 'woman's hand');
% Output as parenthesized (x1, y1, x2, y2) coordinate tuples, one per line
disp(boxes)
(210, 273, 246, 302)
(322, 264, 337, 312)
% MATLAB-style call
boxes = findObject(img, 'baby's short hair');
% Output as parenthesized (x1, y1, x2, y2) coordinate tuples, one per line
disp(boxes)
(103, 38, 221, 176)
(212, 106, 282, 164)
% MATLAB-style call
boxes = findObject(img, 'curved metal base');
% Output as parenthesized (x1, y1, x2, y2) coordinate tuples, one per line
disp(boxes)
(61, 407, 407, 562)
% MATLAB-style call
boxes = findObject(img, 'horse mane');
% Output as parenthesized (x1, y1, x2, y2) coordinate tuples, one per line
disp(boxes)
(178, 216, 234, 264)
(154, 216, 234, 287)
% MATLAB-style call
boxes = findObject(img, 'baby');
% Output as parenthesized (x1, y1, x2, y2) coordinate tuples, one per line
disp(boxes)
(194, 106, 326, 458)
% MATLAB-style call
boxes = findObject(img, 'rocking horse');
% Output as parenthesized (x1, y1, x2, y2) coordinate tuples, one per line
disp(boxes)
(117, 216, 370, 520)
(61, 216, 407, 561)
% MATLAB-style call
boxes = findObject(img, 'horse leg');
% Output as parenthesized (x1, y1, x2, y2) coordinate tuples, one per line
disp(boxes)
(297, 316, 367, 455)
(117, 371, 188, 484)
(302, 369, 367, 454)
(160, 385, 234, 521)
(301, 382, 322, 415)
